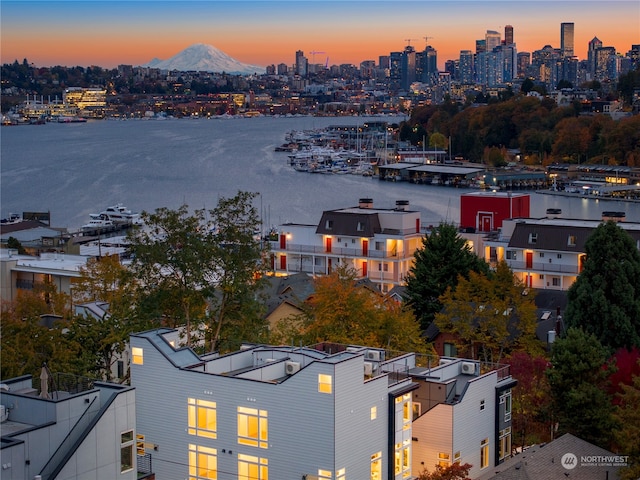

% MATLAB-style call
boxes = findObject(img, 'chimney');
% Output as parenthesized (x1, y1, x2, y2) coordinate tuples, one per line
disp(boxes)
(358, 198, 373, 209)
(395, 200, 410, 211)
(602, 211, 625, 222)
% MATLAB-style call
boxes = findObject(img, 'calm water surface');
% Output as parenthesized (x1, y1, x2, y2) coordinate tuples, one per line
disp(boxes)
(2, 116, 638, 230)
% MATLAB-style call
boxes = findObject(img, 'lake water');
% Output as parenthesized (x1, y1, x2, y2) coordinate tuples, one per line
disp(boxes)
(2, 115, 638, 230)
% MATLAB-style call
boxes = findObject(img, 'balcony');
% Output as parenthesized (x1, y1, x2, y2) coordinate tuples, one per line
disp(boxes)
(506, 260, 580, 274)
(269, 241, 412, 259)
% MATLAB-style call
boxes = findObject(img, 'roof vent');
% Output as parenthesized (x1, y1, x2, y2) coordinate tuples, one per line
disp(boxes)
(395, 200, 410, 211)
(358, 198, 374, 209)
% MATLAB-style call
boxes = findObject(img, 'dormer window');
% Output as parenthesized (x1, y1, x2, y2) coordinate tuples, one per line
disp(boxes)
(357, 221, 364, 232)
(528, 233, 538, 244)
(567, 235, 576, 246)
(325, 220, 333, 230)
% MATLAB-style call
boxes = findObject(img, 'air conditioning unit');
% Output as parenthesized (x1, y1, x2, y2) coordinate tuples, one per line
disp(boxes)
(285, 361, 301, 374)
(364, 362, 373, 376)
(346, 346, 361, 353)
(461, 362, 476, 375)
(365, 350, 381, 361)
(439, 358, 453, 366)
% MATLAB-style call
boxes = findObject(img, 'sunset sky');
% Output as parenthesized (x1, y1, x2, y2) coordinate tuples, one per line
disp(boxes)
(2, 1, 638, 71)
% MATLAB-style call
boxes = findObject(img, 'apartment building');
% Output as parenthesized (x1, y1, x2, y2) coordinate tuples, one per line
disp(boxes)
(483, 213, 640, 291)
(130, 329, 515, 479)
(131, 329, 418, 480)
(410, 358, 516, 479)
(0, 373, 139, 480)
(269, 198, 425, 292)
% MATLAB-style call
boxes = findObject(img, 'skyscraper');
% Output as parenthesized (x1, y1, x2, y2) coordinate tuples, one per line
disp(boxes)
(459, 50, 474, 84)
(504, 25, 514, 46)
(486, 30, 501, 52)
(561, 22, 574, 58)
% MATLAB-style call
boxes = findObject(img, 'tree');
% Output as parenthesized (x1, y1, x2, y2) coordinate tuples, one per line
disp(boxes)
(127, 191, 268, 352)
(547, 327, 617, 448)
(613, 365, 640, 480)
(565, 221, 640, 351)
(272, 264, 431, 354)
(416, 462, 473, 480)
(435, 262, 541, 362)
(405, 223, 490, 330)
(506, 352, 552, 448)
(429, 132, 448, 151)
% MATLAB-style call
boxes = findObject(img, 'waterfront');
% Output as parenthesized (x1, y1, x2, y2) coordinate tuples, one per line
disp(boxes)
(2, 115, 639, 231)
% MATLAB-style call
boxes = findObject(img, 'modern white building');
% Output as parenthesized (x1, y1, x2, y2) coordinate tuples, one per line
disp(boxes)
(0, 373, 139, 480)
(130, 329, 515, 479)
(410, 358, 516, 479)
(268, 198, 425, 293)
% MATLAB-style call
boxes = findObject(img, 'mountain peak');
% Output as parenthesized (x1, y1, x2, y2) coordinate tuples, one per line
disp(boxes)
(142, 43, 264, 75)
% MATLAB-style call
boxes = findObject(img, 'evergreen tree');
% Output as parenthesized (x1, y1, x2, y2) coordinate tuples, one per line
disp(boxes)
(564, 221, 640, 351)
(405, 223, 489, 330)
(547, 327, 617, 448)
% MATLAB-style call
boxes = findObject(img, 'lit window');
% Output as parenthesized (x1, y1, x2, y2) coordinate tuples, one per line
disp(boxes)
(136, 433, 145, 456)
(132, 347, 143, 365)
(454, 451, 461, 464)
(438, 452, 450, 467)
(188, 398, 217, 439)
(238, 454, 268, 480)
(237, 407, 268, 448)
(371, 451, 382, 480)
(499, 427, 512, 460)
(318, 468, 332, 479)
(318, 374, 332, 394)
(371, 406, 377, 420)
(189, 444, 217, 480)
(481, 438, 489, 468)
(120, 430, 134, 473)
(412, 402, 421, 421)
(336, 467, 346, 480)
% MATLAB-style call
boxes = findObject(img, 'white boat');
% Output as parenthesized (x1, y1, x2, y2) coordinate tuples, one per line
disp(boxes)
(82, 216, 114, 230)
(98, 204, 140, 224)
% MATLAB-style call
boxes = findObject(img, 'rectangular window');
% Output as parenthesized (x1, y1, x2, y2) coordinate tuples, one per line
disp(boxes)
(454, 451, 461, 464)
(325, 220, 333, 229)
(557, 253, 562, 259)
(237, 407, 268, 448)
(117, 360, 124, 379)
(136, 433, 145, 456)
(567, 235, 576, 246)
(120, 430, 134, 473)
(412, 402, 421, 421)
(318, 373, 332, 394)
(505, 391, 512, 421)
(357, 222, 364, 231)
(371, 451, 382, 480)
(318, 469, 332, 479)
(438, 452, 450, 467)
(499, 427, 512, 460)
(528, 233, 538, 244)
(132, 347, 143, 365)
(371, 405, 377, 420)
(189, 444, 217, 480)
(539, 252, 544, 258)
(480, 399, 485, 411)
(188, 398, 217, 439)
(552, 278, 561, 286)
(336, 468, 346, 480)
(238, 454, 268, 480)
(443, 342, 457, 356)
(481, 438, 489, 468)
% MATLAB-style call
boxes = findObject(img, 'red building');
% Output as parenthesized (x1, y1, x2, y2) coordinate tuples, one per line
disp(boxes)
(460, 192, 530, 232)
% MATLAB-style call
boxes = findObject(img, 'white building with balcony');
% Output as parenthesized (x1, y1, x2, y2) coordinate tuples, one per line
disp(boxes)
(483, 214, 640, 291)
(269, 198, 425, 292)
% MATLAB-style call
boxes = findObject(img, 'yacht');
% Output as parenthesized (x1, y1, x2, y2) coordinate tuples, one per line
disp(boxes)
(98, 204, 140, 224)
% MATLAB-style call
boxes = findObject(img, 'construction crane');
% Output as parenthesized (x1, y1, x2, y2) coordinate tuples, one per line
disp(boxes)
(404, 38, 419, 47)
(423, 35, 435, 45)
(309, 51, 326, 63)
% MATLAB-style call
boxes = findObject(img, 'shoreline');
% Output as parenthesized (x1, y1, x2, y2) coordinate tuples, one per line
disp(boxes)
(536, 189, 640, 203)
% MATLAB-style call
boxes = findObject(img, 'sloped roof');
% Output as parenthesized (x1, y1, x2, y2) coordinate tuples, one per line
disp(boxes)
(316, 210, 381, 237)
(477, 433, 624, 480)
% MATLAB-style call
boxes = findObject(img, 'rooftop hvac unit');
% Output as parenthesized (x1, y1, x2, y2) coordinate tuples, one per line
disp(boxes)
(364, 362, 373, 376)
(365, 350, 381, 361)
(439, 358, 453, 366)
(461, 362, 476, 375)
(346, 346, 361, 353)
(285, 361, 301, 375)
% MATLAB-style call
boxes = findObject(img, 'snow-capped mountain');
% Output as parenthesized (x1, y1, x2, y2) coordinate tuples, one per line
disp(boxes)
(143, 43, 264, 75)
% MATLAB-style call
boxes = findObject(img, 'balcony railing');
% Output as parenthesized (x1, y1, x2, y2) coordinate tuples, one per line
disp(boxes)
(269, 241, 413, 259)
(506, 261, 580, 274)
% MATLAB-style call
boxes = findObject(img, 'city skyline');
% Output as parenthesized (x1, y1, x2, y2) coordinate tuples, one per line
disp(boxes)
(1, 1, 638, 71)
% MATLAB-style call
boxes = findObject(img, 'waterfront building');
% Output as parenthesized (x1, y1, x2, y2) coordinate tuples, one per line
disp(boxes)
(560, 22, 575, 59)
(268, 198, 424, 293)
(483, 213, 640, 291)
(62, 87, 106, 117)
(0, 372, 139, 480)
